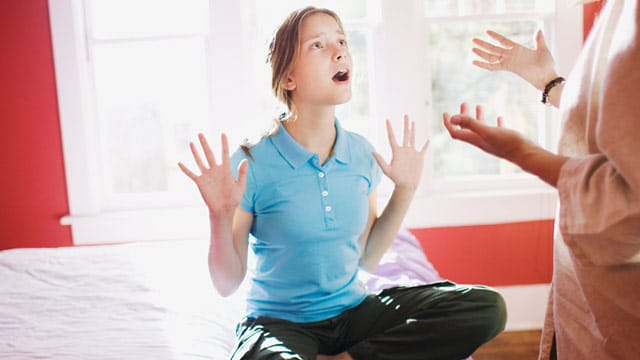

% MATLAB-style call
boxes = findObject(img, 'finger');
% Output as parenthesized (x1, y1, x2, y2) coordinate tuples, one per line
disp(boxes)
(443, 113, 472, 140)
(402, 115, 410, 147)
(198, 133, 217, 167)
(472, 60, 501, 71)
(409, 120, 416, 148)
(178, 162, 198, 181)
(419, 138, 430, 154)
(442, 112, 458, 137)
(190, 141, 207, 172)
(472, 37, 505, 55)
(486, 30, 517, 48)
(476, 105, 484, 122)
(460, 102, 469, 116)
(372, 151, 391, 175)
(236, 159, 249, 190)
(497, 116, 504, 127)
(451, 114, 488, 135)
(385, 119, 398, 149)
(472, 47, 501, 63)
(535, 29, 548, 51)
(220, 133, 230, 166)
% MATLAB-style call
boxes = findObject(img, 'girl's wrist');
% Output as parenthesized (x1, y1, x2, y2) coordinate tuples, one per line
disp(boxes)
(392, 183, 418, 198)
(209, 207, 236, 221)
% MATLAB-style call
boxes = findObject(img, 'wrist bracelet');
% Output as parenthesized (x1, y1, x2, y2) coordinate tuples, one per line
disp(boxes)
(541, 76, 565, 105)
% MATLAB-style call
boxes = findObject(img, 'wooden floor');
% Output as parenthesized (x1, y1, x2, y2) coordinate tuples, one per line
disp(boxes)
(472, 329, 542, 360)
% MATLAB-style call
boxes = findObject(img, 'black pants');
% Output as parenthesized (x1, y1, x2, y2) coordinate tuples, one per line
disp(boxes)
(230, 281, 507, 360)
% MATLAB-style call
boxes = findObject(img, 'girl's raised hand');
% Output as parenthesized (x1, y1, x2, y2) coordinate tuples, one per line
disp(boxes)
(472, 30, 558, 90)
(178, 133, 248, 214)
(373, 115, 429, 192)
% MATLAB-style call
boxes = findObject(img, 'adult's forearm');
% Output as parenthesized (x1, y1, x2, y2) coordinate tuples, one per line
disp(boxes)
(511, 142, 568, 188)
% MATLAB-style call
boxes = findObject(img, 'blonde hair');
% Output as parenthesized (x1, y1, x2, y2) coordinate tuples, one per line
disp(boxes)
(267, 6, 344, 116)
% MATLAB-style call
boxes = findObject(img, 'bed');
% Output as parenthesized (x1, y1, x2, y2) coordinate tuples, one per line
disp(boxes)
(0, 230, 443, 359)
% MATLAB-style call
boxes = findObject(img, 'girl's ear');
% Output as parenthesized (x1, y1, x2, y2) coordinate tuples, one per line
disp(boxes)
(283, 75, 296, 91)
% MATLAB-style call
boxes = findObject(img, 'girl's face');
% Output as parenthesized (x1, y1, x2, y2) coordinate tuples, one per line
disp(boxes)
(286, 12, 352, 109)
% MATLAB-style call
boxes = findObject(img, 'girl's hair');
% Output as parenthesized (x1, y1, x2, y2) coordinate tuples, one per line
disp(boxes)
(241, 7, 344, 160)
(267, 6, 344, 115)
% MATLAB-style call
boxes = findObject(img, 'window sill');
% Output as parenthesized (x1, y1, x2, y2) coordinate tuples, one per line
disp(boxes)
(63, 184, 557, 245)
(400, 186, 557, 228)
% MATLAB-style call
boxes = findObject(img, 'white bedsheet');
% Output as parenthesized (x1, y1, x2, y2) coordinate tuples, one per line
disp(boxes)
(0, 231, 439, 359)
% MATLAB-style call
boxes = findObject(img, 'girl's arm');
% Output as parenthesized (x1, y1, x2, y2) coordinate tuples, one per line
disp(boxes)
(359, 187, 417, 272)
(178, 133, 252, 296)
(360, 116, 429, 272)
(209, 207, 252, 296)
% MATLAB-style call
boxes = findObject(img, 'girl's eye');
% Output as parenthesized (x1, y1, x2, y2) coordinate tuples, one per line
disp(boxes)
(339, 39, 347, 47)
(312, 42, 323, 49)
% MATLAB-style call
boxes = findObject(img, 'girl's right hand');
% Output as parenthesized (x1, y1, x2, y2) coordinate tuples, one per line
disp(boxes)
(178, 133, 248, 214)
(472, 30, 558, 90)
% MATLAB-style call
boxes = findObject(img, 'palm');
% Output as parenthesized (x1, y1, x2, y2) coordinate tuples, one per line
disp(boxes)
(178, 133, 247, 213)
(443, 103, 526, 162)
(373, 115, 429, 191)
(472, 30, 557, 90)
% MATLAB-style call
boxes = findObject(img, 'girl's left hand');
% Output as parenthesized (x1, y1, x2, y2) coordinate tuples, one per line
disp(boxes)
(373, 115, 430, 192)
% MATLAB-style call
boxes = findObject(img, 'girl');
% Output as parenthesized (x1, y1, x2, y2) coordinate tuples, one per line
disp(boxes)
(180, 6, 506, 360)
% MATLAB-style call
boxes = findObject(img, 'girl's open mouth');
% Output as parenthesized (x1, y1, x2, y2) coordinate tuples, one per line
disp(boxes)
(332, 70, 350, 82)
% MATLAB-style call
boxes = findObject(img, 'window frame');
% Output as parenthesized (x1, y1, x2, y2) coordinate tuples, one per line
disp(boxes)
(50, 0, 583, 244)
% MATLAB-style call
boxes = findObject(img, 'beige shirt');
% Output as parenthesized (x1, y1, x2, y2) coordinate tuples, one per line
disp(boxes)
(539, 0, 640, 359)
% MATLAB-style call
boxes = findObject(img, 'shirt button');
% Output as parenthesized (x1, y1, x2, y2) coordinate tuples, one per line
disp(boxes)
(325, 206, 332, 212)
(318, 172, 325, 178)
(322, 190, 328, 197)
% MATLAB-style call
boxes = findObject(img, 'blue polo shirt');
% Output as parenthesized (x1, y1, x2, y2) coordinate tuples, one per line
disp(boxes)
(230, 119, 381, 323)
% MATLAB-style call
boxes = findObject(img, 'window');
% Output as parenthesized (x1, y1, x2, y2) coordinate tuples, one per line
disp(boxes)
(50, 0, 582, 244)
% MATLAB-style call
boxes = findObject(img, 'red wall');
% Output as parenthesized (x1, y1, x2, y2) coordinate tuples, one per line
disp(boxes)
(0, 0, 72, 250)
(0, 1, 605, 287)
(411, 220, 554, 286)
(584, 0, 606, 39)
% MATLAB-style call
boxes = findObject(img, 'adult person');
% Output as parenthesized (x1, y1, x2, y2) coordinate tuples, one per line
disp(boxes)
(443, 0, 640, 358)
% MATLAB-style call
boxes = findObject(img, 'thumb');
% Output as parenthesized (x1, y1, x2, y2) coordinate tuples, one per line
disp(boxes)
(372, 151, 391, 175)
(535, 29, 548, 51)
(236, 159, 249, 190)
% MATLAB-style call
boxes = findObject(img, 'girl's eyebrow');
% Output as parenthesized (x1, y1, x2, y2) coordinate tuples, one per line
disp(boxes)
(301, 29, 345, 43)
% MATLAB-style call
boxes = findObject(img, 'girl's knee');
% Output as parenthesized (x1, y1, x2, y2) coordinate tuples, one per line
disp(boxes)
(475, 287, 507, 340)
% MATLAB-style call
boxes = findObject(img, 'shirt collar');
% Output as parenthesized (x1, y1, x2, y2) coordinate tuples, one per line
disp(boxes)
(271, 118, 350, 169)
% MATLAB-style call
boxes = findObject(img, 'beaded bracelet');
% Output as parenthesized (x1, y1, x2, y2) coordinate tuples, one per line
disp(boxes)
(541, 76, 565, 105)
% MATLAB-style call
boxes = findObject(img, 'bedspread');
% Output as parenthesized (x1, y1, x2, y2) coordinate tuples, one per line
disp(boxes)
(0, 229, 440, 359)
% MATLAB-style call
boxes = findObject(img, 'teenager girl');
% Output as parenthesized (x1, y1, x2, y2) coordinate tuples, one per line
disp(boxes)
(179, 6, 506, 360)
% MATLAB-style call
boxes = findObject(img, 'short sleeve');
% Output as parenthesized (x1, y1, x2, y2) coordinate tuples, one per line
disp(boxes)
(360, 137, 381, 195)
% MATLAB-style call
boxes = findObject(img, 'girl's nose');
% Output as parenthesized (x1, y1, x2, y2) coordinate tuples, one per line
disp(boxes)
(335, 50, 347, 61)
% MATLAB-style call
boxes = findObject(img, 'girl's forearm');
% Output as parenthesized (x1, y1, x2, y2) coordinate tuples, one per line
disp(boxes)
(360, 186, 415, 272)
(208, 211, 245, 296)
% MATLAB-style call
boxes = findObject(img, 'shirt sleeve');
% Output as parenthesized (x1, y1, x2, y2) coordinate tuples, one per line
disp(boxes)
(557, 6, 640, 266)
